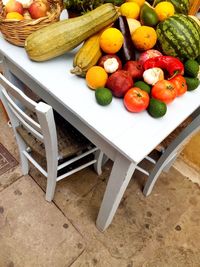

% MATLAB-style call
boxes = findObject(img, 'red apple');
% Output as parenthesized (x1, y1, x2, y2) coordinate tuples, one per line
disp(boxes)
(5, 0, 24, 15)
(28, 1, 50, 19)
(123, 61, 144, 80)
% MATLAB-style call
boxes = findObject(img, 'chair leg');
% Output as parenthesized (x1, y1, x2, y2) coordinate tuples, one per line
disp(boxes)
(143, 152, 175, 197)
(163, 153, 177, 172)
(45, 167, 58, 202)
(94, 150, 104, 175)
(143, 112, 200, 197)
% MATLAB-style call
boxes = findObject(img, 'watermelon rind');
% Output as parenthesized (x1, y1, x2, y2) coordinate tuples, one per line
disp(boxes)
(156, 14, 200, 60)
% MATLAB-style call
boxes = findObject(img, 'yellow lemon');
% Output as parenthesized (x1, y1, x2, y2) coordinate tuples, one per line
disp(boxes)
(99, 27, 124, 54)
(154, 2, 175, 21)
(120, 2, 140, 19)
(126, 0, 145, 7)
(6, 12, 24, 20)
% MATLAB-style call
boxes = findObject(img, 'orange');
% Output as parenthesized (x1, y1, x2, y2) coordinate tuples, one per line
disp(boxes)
(99, 27, 124, 54)
(120, 2, 140, 19)
(154, 2, 175, 21)
(132, 26, 157, 51)
(86, 66, 108, 90)
(6, 12, 24, 20)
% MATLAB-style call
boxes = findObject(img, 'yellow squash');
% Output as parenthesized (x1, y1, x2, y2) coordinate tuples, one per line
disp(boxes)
(71, 31, 103, 77)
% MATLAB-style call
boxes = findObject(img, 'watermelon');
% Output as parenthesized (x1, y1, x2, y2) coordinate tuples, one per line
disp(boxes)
(153, 0, 190, 14)
(156, 14, 200, 60)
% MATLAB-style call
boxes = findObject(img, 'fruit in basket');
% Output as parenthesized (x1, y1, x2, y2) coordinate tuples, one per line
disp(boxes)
(154, 1, 175, 21)
(25, 3, 119, 61)
(98, 54, 122, 73)
(184, 59, 199, 78)
(5, 0, 24, 15)
(119, 2, 140, 19)
(6, 11, 24, 19)
(95, 87, 113, 106)
(151, 80, 177, 104)
(184, 77, 200, 91)
(71, 31, 102, 77)
(123, 60, 143, 80)
(28, 0, 50, 19)
(153, 0, 189, 15)
(148, 98, 167, 118)
(156, 14, 200, 60)
(124, 87, 150, 112)
(131, 26, 157, 51)
(106, 70, 133, 97)
(17, 0, 33, 8)
(140, 3, 159, 26)
(86, 66, 108, 90)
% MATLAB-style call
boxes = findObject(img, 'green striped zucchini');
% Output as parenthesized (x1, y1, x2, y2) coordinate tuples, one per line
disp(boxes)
(156, 14, 200, 60)
(153, 0, 190, 15)
(25, 3, 118, 61)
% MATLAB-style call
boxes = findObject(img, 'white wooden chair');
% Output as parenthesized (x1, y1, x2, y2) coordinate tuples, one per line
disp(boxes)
(0, 73, 104, 202)
(141, 109, 200, 196)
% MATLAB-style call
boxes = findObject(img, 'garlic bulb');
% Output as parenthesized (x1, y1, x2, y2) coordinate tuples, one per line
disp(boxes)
(104, 58, 119, 73)
(143, 68, 164, 85)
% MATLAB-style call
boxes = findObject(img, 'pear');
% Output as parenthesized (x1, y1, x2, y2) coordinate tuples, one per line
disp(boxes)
(140, 3, 159, 26)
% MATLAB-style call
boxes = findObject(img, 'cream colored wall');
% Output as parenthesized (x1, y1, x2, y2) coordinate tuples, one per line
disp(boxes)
(181, 131, 200, 171)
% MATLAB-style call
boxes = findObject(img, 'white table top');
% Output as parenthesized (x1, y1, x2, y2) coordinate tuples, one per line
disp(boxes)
(0, 35, 200, 163)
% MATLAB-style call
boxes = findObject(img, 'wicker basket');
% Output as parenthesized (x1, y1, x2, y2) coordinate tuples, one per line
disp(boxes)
(0, 0, 62, 47)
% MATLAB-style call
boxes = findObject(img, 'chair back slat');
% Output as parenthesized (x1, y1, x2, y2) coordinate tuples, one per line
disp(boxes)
(6, 98, 44, 142)
(0, 74, 36, 111)
(2, 88, 42, 134)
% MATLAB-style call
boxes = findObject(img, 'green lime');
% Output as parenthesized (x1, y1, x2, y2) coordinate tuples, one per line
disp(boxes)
(184, 77, 200, 91)
(134, 81, 151, 94)
(95, 87, 113, 106)
(184, 59, 199, 78)
(148, 98, 167, 118)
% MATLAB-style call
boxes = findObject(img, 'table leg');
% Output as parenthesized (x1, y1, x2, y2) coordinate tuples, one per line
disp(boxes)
(96, 152, 136, 231)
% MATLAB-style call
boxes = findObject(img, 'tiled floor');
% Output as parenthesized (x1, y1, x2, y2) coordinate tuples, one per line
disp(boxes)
(0, 109, 200, 267)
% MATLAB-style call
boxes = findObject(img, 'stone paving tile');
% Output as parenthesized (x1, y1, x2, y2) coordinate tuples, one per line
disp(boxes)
(31, 160, 200, 266)
(0, 176, 85, 267)
(0, 114, 22, 191)
(1, 105, 200, 267)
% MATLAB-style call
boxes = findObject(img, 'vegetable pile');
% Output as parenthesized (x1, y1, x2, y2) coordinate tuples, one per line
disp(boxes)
(22, 1, 200, 118)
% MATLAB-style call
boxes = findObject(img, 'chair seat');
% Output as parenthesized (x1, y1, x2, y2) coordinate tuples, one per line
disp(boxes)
(16, 111, 91, 160)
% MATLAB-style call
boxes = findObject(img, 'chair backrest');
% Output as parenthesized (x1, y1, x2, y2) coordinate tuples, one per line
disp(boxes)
(0, 73, 58, 160)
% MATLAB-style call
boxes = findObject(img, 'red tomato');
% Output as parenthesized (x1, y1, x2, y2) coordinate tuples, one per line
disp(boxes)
(124, 87, 150, 112)
(169, 75, 187, 96)
(151, 80, 177, 104)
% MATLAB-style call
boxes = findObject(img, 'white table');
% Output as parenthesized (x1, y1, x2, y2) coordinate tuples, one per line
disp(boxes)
(1, 35, 200, 231)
